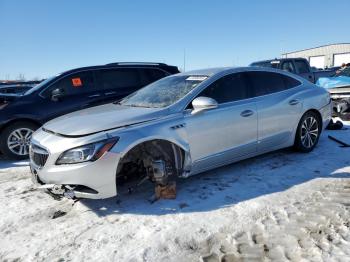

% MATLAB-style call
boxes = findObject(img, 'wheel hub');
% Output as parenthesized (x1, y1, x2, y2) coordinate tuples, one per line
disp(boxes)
(7, 128, 34, 156)
(301, 116, 319, 148)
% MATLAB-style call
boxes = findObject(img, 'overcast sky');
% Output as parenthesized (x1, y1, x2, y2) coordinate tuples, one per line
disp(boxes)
(1, 0, 349, 80)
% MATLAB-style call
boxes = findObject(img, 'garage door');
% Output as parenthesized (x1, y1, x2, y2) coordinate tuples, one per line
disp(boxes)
(309, 56, 325, 69)
(334, 53, 350, 66)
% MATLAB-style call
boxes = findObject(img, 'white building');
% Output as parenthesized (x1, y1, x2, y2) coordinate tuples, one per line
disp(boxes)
(282, 43, 350, 69)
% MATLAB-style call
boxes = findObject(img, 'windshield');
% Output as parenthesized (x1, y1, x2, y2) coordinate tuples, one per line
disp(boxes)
(24, 75, 58, 95)
(118, 75, 207, 108)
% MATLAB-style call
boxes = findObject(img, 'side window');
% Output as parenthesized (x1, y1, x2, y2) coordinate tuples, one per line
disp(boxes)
(281, 61, 295, 73)
(247, 71, 285, 96)
(294, 60, 310, 74)
(198, 73, 250, 104)
(99, 69, 141, 91)
(138, 68, 167, 86)
(44, 71, 96, 97)
(281, 75, 301, 89)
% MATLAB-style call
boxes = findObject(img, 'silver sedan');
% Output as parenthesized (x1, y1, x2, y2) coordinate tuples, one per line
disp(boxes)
(30, 67, 332, 199)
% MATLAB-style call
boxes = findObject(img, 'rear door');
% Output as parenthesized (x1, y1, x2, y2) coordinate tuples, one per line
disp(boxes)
(97, 68, 143, 103)
(138, 68, 169, 87)
(246, 71, 303, 153)
(96, 67, 169, 103)
(294, 59, 315, 83)
(184, 72, 257, 173)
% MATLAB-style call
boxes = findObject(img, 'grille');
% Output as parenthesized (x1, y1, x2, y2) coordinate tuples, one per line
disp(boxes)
(30, 144, 49, 168)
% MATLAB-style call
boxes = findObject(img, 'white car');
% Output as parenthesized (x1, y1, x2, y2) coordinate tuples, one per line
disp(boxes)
(30, 67, 332, 199)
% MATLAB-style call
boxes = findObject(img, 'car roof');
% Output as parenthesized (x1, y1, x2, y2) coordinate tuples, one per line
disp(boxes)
(177, 66, 307, 83)
(59, 62, 179, 76)
(251, 58, 308, 64)
(179, 67, 231, 77)
(180, 66, 291, 76)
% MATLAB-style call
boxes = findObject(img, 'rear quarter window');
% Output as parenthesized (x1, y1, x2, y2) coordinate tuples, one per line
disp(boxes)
(282, 75, 301, 89)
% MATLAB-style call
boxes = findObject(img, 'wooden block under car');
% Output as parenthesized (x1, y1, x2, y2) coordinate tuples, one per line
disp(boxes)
(155, 181, 176, 199)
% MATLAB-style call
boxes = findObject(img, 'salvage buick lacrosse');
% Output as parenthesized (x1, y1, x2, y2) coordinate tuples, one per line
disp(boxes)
(30, 67, 331, 199)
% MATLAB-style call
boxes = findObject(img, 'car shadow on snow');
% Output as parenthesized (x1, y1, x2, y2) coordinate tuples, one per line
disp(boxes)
(0, 154, 29, 169)
(80, 128, 350, 217)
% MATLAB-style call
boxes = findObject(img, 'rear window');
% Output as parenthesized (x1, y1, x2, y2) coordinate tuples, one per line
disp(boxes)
(283, 75, 301, 89)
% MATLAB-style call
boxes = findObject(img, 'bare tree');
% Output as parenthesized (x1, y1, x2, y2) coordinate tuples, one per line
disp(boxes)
(16, 73, 25, 81)
(32, 76, 40, 81)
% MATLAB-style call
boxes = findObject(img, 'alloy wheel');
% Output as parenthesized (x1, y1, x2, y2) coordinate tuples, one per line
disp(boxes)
(300, 116, 319, 149)
(7, 128, 33, 156)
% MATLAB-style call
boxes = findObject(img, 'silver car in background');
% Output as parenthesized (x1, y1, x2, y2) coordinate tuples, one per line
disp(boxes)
(30, 67, 332, 199)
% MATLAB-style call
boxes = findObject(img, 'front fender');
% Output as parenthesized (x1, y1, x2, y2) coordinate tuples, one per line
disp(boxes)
(108, 114, 192, 170)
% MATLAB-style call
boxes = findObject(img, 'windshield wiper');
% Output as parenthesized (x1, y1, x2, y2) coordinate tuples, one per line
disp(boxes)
(114, 102, 153, 108)
(128, 104, 153, 108)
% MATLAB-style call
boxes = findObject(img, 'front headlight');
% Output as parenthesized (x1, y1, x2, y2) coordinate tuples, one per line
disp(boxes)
(56, 138, 119, 165)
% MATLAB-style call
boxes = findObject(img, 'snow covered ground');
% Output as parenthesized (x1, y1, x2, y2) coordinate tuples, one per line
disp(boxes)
(1, 123, 350, 262)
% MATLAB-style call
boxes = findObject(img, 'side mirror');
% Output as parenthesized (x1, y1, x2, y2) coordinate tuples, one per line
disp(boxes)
(191, 96, 218, 115)
(51, 88, 64, 102)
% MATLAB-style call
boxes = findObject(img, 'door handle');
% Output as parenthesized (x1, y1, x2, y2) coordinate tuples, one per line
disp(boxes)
(105, 91, 117, 96)
(240, 110, 254, 117)
(289, 99, 300, 105)
(88, 94, 101, 98)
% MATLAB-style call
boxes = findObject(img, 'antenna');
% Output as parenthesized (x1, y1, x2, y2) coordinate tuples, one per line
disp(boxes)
(183, 48, 186, 72)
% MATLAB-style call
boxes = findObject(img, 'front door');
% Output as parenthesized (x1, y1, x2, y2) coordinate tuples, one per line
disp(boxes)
(39, 70, 103, 121)
(184, 72, 257, 174)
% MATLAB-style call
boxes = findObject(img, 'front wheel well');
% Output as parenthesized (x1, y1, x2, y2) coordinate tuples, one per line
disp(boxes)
(0, 119, 41, 134)
(116, 139, 186, 180)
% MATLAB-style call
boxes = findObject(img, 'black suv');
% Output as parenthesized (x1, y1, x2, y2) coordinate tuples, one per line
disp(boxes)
(0, 62, 179, 159)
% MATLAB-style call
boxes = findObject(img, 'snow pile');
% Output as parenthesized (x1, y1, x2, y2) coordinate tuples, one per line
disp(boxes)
(0, 124, 350, 261)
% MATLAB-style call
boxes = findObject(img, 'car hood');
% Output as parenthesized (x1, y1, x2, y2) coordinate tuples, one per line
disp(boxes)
(0, 93, 21, 104)
(0, 85, 31, 95)
(43, 103, 167, 137)
(316, 76, 350, 89)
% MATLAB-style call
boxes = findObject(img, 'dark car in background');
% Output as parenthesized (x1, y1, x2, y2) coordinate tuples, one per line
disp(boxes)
(0, 84, 35, 95)
(250, 58, 336, 83)
(0, 62, 179, 159)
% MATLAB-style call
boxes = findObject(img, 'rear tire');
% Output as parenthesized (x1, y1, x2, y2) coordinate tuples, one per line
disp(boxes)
(0, 121, 39, 160)
(294, 111, 321, 153)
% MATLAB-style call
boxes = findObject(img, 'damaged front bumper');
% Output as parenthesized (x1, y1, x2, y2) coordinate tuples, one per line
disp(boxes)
(31, 169, 76, 199)
(30, 165, 84, 199)
(29, 151, 120, 199)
